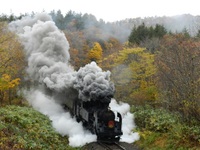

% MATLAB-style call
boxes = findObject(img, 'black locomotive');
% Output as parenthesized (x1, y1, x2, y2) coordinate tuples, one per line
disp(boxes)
(61, 89, 123, 142)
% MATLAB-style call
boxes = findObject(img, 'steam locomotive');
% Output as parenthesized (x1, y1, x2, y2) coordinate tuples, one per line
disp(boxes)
(61, 89, 123, 142)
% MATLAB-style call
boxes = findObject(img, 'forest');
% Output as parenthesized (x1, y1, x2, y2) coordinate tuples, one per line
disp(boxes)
(0, 10, 200, 149)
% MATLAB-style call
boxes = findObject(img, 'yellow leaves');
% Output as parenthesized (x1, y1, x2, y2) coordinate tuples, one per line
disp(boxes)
(0, 23, 24, 104)
(113, 47, 158, 104)
(88, 42, 103, 63)
(114, 47, 156, 81)
(0, 74, 20, 90)
(2, 74, 10, 82)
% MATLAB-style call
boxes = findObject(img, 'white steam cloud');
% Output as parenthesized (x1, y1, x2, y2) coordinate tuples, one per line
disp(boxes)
(109, 99, 140, 143)
(9, 13, 139, 147)
(24, 89, 96, 147)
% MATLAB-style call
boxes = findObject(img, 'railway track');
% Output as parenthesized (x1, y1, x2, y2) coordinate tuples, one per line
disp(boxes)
(82, 141, 140, 150)
(97, 142, 126, 150)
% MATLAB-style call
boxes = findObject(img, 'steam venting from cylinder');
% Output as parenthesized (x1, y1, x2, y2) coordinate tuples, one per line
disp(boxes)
(9, 13, 139, 147)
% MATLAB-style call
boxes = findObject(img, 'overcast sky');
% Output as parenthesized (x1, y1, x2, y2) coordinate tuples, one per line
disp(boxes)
(1, 0, 200, 22)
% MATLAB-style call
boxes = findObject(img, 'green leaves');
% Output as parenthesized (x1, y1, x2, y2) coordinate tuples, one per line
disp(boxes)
(132, 105, 200, 149)
(128, 23, 167, 45)
(132, 105, 177, 133)
(0, 105, 79, 150)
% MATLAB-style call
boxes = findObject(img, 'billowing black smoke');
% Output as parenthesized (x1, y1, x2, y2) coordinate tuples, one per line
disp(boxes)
(74, 62, 115, 103)
(9, 13, 115, 102)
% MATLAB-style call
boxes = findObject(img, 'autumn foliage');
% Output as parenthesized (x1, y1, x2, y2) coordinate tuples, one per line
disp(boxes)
(112, 47, 158, 105)
(87, 42, 103, 63)
(156, 34, 200, 122)
(0, 74, 20, 89)
(0, 13, 200, 149)
(0, 22, 25, 105)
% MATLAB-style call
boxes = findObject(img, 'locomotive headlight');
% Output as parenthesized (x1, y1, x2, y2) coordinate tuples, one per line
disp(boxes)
(108, 120, 115, 128)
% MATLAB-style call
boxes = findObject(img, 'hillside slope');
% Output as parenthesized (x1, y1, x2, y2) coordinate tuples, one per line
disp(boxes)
(0, 105, 78, 150)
